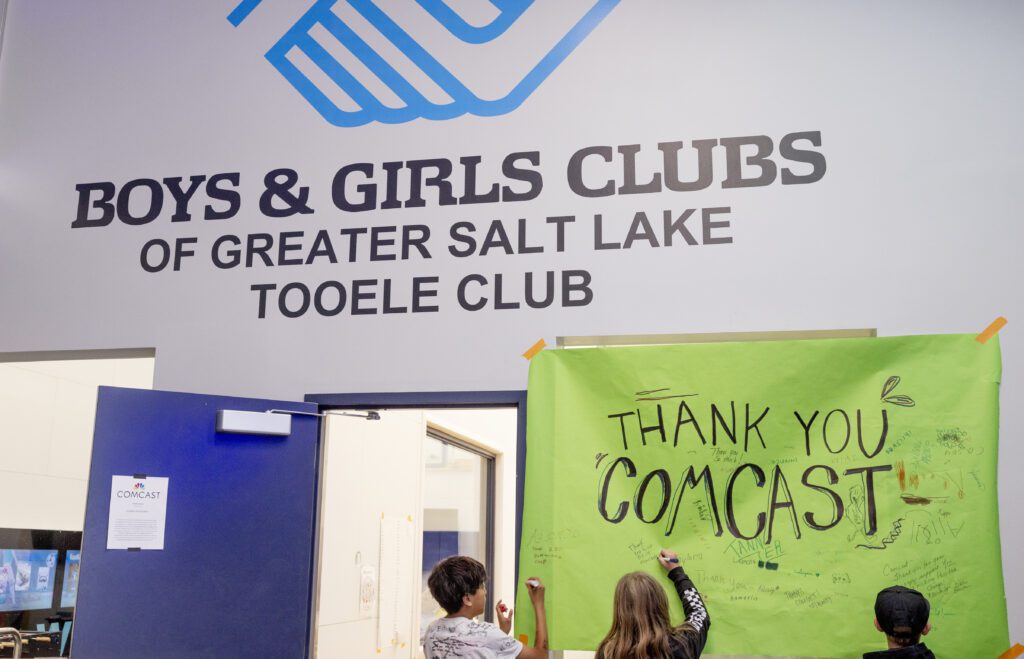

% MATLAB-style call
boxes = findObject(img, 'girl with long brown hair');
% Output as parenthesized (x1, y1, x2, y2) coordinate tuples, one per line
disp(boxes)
(595, 549, 710, 659)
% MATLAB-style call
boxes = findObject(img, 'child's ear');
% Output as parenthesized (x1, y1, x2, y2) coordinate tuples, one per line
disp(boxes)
(462, 593, 474, 608)
(922, 622, 931, 636)
(873, 619, 883, 633)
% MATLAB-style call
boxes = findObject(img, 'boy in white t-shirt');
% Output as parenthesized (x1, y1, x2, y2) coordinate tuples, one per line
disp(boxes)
(423, 556, 548, 659)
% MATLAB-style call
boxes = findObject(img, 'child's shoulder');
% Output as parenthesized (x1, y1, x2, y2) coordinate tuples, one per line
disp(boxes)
(424, 617, 515, 650)
(425, 616, 500, 637)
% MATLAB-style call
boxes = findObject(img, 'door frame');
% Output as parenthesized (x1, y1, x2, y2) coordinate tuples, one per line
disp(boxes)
(305, 390, 527, 652)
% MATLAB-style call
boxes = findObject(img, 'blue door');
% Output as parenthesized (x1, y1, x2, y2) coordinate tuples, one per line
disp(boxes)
(72, 387, 321, 659)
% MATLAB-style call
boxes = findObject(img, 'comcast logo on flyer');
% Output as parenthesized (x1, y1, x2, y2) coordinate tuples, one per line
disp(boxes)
(229, 0, 619, 126)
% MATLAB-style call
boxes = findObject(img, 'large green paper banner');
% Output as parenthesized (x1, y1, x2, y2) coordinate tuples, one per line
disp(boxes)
(515, 335, 1007, 657)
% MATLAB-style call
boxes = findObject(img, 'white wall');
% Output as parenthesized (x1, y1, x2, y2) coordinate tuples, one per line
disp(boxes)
(0, 358, 154, 531)
(422, 441, 483, 535)
(315, 410, 425, 658)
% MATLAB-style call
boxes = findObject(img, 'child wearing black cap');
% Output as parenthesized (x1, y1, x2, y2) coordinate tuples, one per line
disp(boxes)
(864, 585, 934, 658)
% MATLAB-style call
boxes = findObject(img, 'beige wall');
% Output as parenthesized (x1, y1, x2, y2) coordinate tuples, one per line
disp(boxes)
(314, 407, 518, 659)
(0, 357, 154, 531)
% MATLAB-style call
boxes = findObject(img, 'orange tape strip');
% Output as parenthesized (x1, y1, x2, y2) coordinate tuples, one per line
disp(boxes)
(518, 634, 529, 645)
(522, 338, 546, 360)
(998, 643, 1024, 659)
(976, 316, 1008, 344)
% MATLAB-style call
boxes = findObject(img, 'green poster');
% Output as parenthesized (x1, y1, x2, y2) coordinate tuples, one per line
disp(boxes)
(514, 335, 1007, 657)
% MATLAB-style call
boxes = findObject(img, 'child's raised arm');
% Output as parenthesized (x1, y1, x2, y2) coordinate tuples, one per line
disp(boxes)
(517, 577, 548, 659)
(660, 549, 710, 656)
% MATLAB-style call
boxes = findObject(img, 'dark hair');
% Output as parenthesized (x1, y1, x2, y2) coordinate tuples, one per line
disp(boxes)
(427, 556, 487, 614)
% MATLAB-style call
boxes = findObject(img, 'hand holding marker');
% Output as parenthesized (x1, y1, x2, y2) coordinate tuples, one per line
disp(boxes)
(658, 549, 680, 571)
(497, 578, 543, 628)
(525, 577, 545, 604)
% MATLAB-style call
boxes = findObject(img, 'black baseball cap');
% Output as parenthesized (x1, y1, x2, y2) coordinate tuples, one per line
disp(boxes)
(875, 586, 930, 637)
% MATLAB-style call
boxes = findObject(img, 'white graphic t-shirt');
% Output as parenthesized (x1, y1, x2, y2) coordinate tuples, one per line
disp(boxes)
(422, 617, 524, 659)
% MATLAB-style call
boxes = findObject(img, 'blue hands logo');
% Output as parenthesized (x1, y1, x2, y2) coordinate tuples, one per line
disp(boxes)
(229, 0, 619, 126)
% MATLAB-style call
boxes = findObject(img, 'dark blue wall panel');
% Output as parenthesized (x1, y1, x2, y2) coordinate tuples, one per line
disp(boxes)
(422, 531, 459, 572)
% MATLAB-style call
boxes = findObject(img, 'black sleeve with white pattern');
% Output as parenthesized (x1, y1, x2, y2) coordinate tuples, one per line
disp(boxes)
(667, 566, 710, 657)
